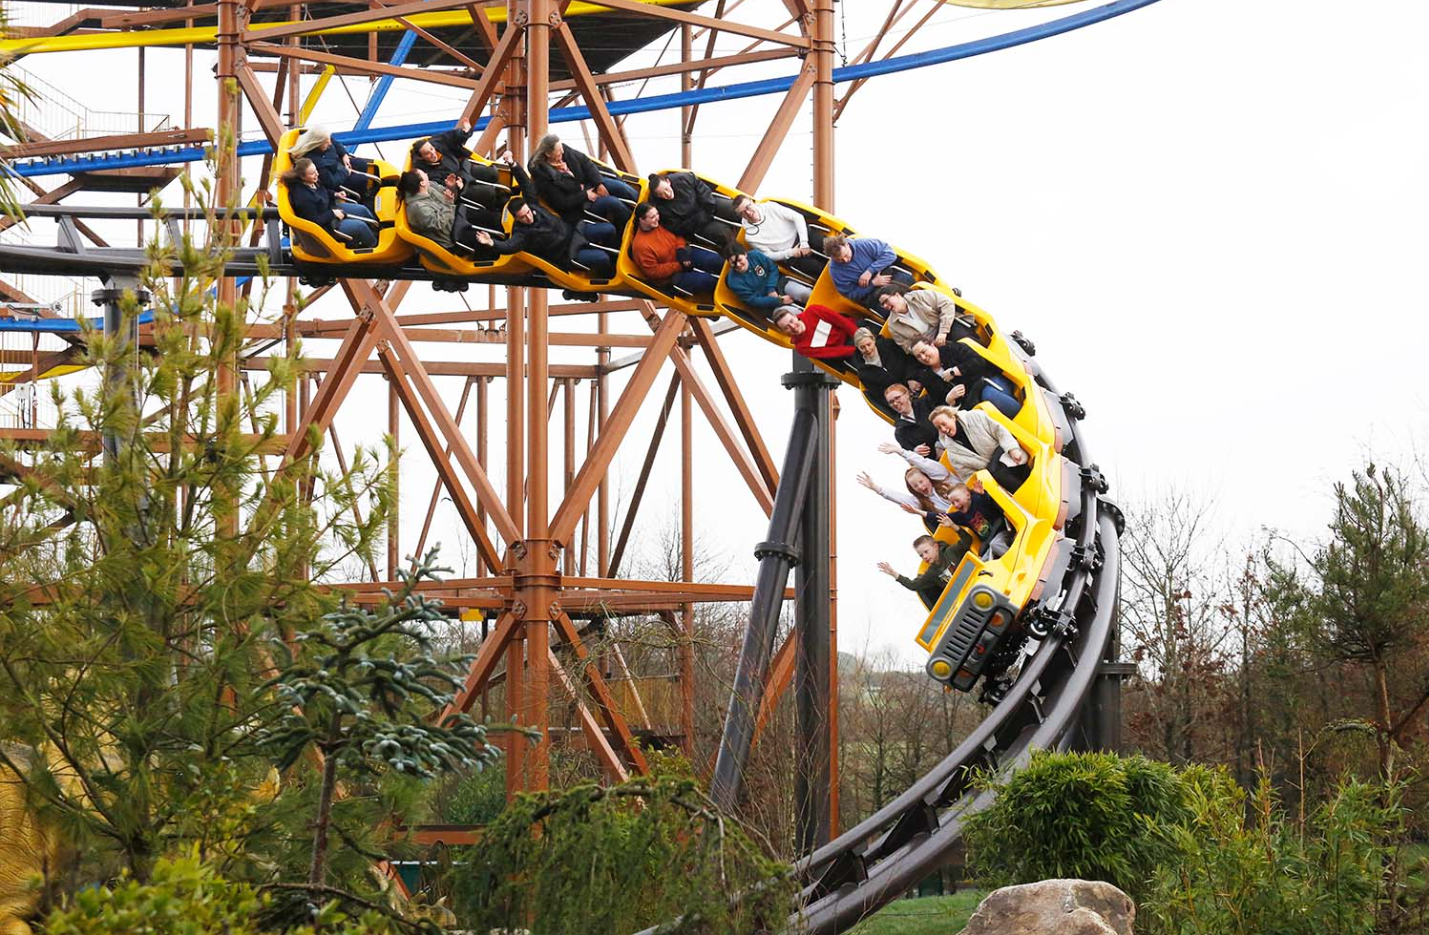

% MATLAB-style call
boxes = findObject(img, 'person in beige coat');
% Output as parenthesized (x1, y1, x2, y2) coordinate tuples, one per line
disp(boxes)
(876, 284, 976, 352)
(928, 405, 1031, 492)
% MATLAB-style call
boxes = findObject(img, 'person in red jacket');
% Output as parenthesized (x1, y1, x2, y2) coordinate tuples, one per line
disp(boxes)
(771, 304, 859, 360)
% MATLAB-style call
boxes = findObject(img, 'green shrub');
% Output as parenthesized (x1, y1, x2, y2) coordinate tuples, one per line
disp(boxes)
(1143, 775, 1402, 935)
(962, 751, 1213, 904)
(448, 775, 793, 935)
(39, 855, 408, 935)
(443, 765, 506, 826)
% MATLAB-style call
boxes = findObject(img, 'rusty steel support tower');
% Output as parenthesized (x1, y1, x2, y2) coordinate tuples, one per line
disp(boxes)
(0, 0, 976, 847)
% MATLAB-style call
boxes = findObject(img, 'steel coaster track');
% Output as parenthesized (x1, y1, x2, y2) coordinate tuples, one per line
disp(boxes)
(783, 362, 1119, 933)
(2, 212, 1123, 935)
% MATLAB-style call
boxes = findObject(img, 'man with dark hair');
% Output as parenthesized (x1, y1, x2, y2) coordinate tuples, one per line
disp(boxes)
(410, 118, 506, 236)
(646, 170, 736, 245)
(723, 241, 812, 311)
(907, 338, 1020, 419)
(473, 157, 618, 274)
(630, 201, 723, 295)
(824, 233, 915, 309)
(877, 532, 972, 609)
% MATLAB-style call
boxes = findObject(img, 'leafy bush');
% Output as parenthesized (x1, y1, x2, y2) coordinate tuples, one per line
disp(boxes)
(1143, 775, 1406, 935)
(39, 855, 408, 935)
(962, 750, 1213, 904)
(964, 751, 1424, 935)
(448, 775, 793, 934)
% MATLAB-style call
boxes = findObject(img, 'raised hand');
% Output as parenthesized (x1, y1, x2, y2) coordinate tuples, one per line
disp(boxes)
(876, 441, 902, 455)
(935, 513, 955, 528)
(856, 471, 878, 491)
(876, 561, 898, 578)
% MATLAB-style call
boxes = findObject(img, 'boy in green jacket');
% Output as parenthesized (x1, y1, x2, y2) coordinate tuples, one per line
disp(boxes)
(878, 533, 971, 609)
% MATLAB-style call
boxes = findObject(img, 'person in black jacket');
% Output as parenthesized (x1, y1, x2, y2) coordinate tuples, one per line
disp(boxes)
(411, 119, 506, 239)
(646, 170, 736, 246)
(907, 338, 1021, 419)
(473, 157, 618, 274)
(290, 126, 374, 203)
(883, 382, 939, 456)
(877, 533, 972, 609)
(529, 134, 635, 231)
(281, 158, 377, 248)
(851, 326, 913, 395)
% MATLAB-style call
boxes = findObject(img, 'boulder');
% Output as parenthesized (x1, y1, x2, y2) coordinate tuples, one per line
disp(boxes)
(958, 879, 1134, 935)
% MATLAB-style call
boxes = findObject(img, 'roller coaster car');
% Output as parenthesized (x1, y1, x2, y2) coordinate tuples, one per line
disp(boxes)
(395, 149, 641, 295)
(917, 456, 1071, 694)
(393, 149, 538, 284)
(615, 170, 746, 318)
(271, 129, 412, 267)
(515, 155, 642, 295)
(711, 271, 864, 390)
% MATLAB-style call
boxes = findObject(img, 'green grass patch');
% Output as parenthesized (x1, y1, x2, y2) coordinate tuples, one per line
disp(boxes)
(846, 891, 984, 935)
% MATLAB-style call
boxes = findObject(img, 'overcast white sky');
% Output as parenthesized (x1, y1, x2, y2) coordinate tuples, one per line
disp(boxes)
(8, 0, 1429, 666)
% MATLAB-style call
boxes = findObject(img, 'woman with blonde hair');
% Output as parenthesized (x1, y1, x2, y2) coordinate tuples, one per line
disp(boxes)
(856, 441, 958, 529)
(290, 125, 375, 205)
(279, 157, 377, 248)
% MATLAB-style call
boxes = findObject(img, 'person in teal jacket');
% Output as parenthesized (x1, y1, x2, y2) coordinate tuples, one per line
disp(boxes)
(723, 242, 812, 311)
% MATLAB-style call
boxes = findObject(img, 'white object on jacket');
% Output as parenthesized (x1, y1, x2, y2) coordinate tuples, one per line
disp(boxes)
(937, 409, 1022, 482)
(741, 201, 810, 261)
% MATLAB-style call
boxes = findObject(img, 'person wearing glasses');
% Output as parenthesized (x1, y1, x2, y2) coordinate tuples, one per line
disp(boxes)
(882, 382, 940, 456)
(731, 194, 824, 280)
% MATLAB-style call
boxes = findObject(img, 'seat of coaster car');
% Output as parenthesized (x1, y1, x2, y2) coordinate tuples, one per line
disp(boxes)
(271, 127, 412, 266)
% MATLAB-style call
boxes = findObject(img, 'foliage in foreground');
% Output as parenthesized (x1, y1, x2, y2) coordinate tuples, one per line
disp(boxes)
(962, 751, 1207, 905)
(964, 751, 1426, 935)
(449, 773, 795, 935)
(40, 855, 410, 935)
(1144, 774, 1424, 935)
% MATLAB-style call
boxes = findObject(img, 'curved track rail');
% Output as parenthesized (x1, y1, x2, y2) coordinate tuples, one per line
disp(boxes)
(791, 366, 1120, 932)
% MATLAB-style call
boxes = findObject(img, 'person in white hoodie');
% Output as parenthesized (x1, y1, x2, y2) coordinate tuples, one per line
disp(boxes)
(732, 194, 825, 280)
(928, 405, 1031, 492)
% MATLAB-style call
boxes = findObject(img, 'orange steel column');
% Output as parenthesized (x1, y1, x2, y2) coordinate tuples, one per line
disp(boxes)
(520, 0, 554, 792)
(502, 0, 530, 797)
(812, 0, 836, 210)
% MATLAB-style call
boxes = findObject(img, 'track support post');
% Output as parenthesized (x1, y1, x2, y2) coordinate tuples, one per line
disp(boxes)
(710, 378, 821, 811)
(791, 362, 838, 851)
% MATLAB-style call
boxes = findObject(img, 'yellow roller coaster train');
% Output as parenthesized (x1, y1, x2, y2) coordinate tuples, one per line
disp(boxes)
(271, 127, 1081, 695)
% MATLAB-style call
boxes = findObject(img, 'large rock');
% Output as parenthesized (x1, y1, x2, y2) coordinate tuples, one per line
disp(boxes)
(958, 879, 1135, 935)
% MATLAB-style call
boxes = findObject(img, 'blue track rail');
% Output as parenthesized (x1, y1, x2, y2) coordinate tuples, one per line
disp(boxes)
(5, 0, 1163, 178)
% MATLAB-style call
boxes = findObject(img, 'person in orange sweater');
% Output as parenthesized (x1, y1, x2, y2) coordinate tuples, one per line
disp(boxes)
(631, 201, 724, 294)
(771, 304, 859, 360)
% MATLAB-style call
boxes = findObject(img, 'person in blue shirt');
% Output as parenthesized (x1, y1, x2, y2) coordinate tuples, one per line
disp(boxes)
(722, 242, 812, 311)
(822, 233, 913, 309)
